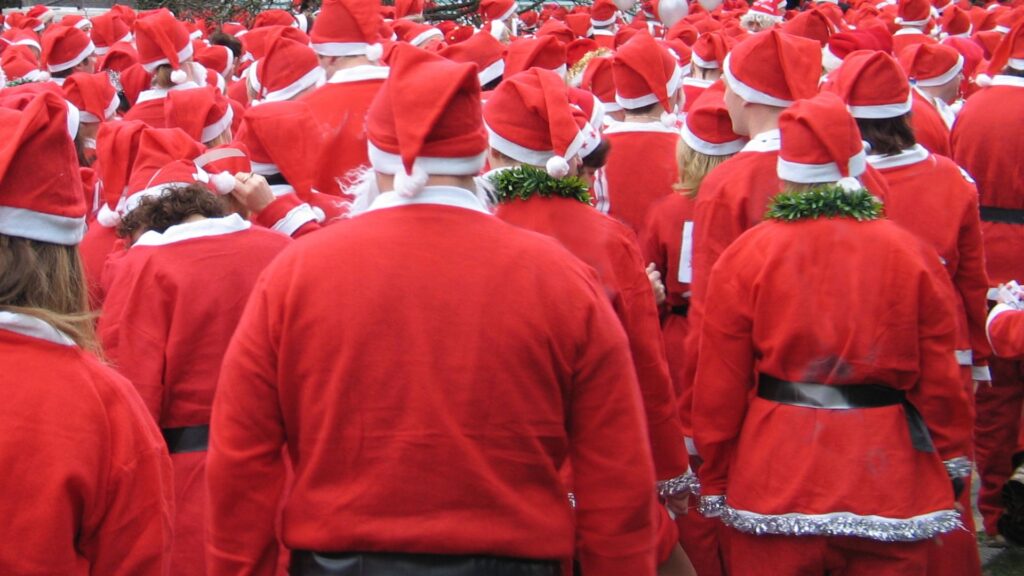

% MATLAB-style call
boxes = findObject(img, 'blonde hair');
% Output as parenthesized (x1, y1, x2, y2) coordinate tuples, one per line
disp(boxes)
(0, 235, 98, 353)
(676, 139, 735, 196)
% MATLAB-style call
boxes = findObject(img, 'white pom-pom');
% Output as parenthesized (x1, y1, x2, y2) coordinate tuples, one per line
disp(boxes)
(394, 164, 428, 197)
(211, 171, 237, 195)
(661, 111, 678, 128)
(170, 68, 188, 84)
(95, 203, 121, 228)
(366, 43, 384, 63)
(894, 16, 904, 24)
(975, 74, 993, 88)
(836, 176, 862, 193)
(546, 155, 571, 178)
(37, 71, 51, 82)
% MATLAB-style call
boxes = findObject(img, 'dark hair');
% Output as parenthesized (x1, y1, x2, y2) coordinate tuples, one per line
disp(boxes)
(1000, 67, 1024, 78)
(117, 184, 228, 240)
(482, 75, 503, 92)
(856, 114, 916, 157)
(581, 138, 611, 169)
(51, 67, 74, 79)
(625, 102, 659, 115)
(209, 30, 243, 59)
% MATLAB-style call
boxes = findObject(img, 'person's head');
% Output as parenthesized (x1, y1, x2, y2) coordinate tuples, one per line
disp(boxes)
(135, 9, 196, 89)
(678, 82, 746, 193)
(165, 86, 234, 147)
(41, 26, 96, 78)
(116, 183, 228, 243)
(690, 32, 732, 83)
(251, 30, 324, 103)
(777, 92, 867, 191)
(898, 43, 964, 104)
(613, 32, 685, 117)
(310, 0, 385, 77)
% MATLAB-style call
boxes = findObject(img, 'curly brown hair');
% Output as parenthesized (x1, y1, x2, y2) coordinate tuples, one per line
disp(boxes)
(117, 184, 228, 240)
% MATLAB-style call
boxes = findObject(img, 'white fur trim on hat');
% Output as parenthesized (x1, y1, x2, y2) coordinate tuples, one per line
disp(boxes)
(1009, 57, 1024, 71)
(251, 161, 281, 175)
(615, 62, 684, 109)
(256, 66, 325, 104)
(822, 46, 844, 72)
(777, 149, 867, 183)
(593, 14, 618, 27)
(410, 28, 444, 47)
(47, 40, 96, 72)
(142, 41, 194, 73)
(485, 123, 588, 168)
(0, 206, 86, 245)
(692, 51, 720, 69)
(312, 41, 374, 57)
(201, 106, 234, 143)
(681, 122, 747, 156)
(913, 54, 964, 86)
(478, 59, 505, 85)
(847, 92, 914, 119)
(77, 93, 121, 123)
(496, 3, 518, 22)
(723, 52, 794, 107)
(367, 141, 487, 176)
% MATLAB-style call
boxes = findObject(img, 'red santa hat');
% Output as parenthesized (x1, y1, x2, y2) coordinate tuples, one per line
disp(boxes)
(195, 44, 235, 79)
(90, 12, 132, 56)
(2, 28, 42, 55)
(93, 120, 147, 226)
(896, 0, 933, 26)
(483, 67, 593, 177)
(366, 44, 488, 196)
(124, 128, 221, 212)
(393, 20, 444, 48)
(98, 42, 139, 73)
(613, 32, 684, 112)
(665, 20, 700, 45)
(778, 92, 867, 186)
(723, 29, 822, 107)
(566, 14, 595, 38)
(941, 35, 984, 81)
(939, 6, 973, 37)
(825, 50, 912, 118)
(108, 4, 137, 28)
(134, 9, 194, 83)
(481, 0, 519, 22)
(5, 13, 44, 34)
(0, 90, 85, 245)
(62, 72, 119, 123)
(691, 31, 735, 69)
(783, 9, 837, 47)
(580, 55, 622, 112)
(984, 20, 1024, 75)
(592, 0, 620, 27)
(567, 86, 606, 154)
(221, 22, 249, 38)
(440, 31, 506, 86)
(504, 36, 568, 77)
(56, 15, 91, 32)
(25, 5, 54, 25)
(537, 18, 576, 44)
(252, 29, 324, 104)
(682, 81, 747, 156)
(165, 86, 234, 143)
(1, 45, 46, 83)
(310, 0, 385, 60)
(253, 9, 302, 30)
(898, 42, 964, 85)
(233, 101, 320, 198)
(41, 25, 95, 73)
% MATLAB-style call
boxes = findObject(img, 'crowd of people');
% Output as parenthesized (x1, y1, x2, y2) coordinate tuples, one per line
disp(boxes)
(1, 0, 1024, 574)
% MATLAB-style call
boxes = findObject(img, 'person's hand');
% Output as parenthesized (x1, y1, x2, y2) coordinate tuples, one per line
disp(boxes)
(648, 263, 666, 306)
(231, 173, 274, 214)
(996, 281, 1024, 309)
(666, 493, 690, 516)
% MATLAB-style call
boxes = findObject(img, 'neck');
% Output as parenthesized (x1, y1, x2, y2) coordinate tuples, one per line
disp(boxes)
(624, 103, 667, 122)
(375, 173, 478, 193)
(743, 105, 783, 137)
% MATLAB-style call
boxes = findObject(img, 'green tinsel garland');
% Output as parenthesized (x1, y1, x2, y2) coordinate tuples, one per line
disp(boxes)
(766, 184, 883, 222)
(489, 165, 593, 205)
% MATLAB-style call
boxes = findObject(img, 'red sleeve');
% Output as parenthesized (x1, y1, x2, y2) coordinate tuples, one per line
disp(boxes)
(953, 189, 993, 375)
(206, 269, 287, 576)
(253, 194, 322, 239)
(987, 306, 1024, 359)
(638, 203, 667, 277)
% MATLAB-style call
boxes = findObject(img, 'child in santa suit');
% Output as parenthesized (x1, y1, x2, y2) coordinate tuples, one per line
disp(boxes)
(98, 178, 290, 576)
(0, 90, 173, 574)
(693, 92, 972, 576)
(638, 81, 746, 576)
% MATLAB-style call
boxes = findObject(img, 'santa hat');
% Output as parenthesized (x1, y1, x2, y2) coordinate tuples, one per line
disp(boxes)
(682, 77, 713, 112)
(941, 35, 984, 81)
(56, 15, 91, 32)
(613, 32, 684, 112)
(25, 5, 54, 25)
(567, 87, 605, 156)
(825, 50, 912, 118)
(592, 0, 620, 27)
(481, 0, 518, 22)
(233, 100, 321, 197)
(310, 0, 385, 60)
(93, 120, 147, 227)
(5, 13, 44, 34)
(984, 20, 1024, 76)
(90, 12, 132, 56)
(723, 29, 822, 107)
(537, 18, 576, 44)
(566, 14, 595, 38)
(62, 72, 119, 123)
(221, 22, 249, 38)
(0, 91, 85, 244)
(41, 26, 95, 73)
(896, 0, 933, 26)
(253, 9, 302, 30)
(1, 45, 46, 83)
(993, 9, 1024, 35)
(195, 44, 235, 79)
(504, 36, 568, 77)
(580, 56, 622, 112)
(440, 31, 506, 86)
(783, 9, 837, 47)
(665, 20, 700, 45)
(777, 92, 867, 185)
(393, 21, 444, 48)
(98, 42, 139, 73)
(483, 67, 593, 177)
(682, 81, 747, 155)
(366, 44, 488, 196)
(898, 42, 964, 85)
(939, 6, 973, 37)
(252, 29, 324, 104)
(691, 31, 735, 69)
(165, 86, 234, 143)
(567, 39, 600, 69)
(134, 9, 194, 83)
(108, 4, 137, 28)
(124, 128, 211, 212)
(118, 64, 152, 107)
(240, 25, 309, 61)
(2, 28, 42, 55)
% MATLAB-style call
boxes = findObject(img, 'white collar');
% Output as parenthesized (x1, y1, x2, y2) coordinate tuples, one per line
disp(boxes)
(366, 186, 490, 215)
(866, 144, 930, 170)
(133, 214, 251, 247)
(894, 28, 926, 36)
(328, 65, 390, 85)
(992, 75, 1024, 89)
(603, 120, 678, 135)
(0, 311, 75, 347)
(269, 184, 295, 198)
(741, 129, 781, 153)
(135, 88, 169, 104)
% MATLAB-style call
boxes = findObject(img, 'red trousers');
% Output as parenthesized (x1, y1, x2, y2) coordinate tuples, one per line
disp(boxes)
(925, 476, 981, 576)
(726, 529, 931, 576)
(675, 506, 726, 576)
(975, 357, 1024, 535)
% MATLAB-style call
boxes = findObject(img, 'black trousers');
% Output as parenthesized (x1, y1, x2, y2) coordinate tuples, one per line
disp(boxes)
(290, 551, 561, 576)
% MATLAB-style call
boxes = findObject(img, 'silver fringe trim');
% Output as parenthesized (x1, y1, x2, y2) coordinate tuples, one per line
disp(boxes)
(567, 492, 576, 509)
(698, 495, 726, 518)
(944, 457, 972, 479)
(720, 506, 963, 542)
(657, 471, 701, 498)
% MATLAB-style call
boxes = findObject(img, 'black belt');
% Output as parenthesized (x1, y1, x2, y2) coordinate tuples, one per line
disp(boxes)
(980, 206, 1024, 225)
(161, 425, 210, 454)
(669, 302, 689, 317)
(757, 375, 935, 453)
(290, 551, 560, 576)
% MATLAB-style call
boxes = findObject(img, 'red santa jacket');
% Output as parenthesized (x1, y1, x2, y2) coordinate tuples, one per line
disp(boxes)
(123, 89, 170, 128)
(98, 215, 290, 576)
(80, 223, 121, 309)
(0, 312, 173, 574)
(496, 193, 689, 482)
(601, 120, 681, 233)
(206, 187, 658, 576)
(694, 215, 972, 540)
(988, 305, 1024, 358)
(952, 75, 1024, 286)
(867, 144, 991, 379)
(910, 89, 953, 158)
(299, 65, 389, 196)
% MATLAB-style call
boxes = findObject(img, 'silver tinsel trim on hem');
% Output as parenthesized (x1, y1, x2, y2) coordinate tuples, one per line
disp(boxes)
(720, 507, 963, 542)
(944, 457, 972, 479)
(698, 495, 726, 518)
(657, 472, 701, 498)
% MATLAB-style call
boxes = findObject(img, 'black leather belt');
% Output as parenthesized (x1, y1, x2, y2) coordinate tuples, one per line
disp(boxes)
(669, 302, 689, 317)
(757, 375, 935, 453)
(289, 551, 560, 576)
(161, 425, 210, 454)
(980, 206, 1024, 225)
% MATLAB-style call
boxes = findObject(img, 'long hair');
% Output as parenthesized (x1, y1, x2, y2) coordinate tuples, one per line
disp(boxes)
(676, 139, 735, 196)
(0, 234, 98, 352)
